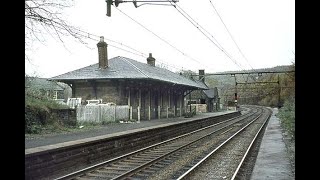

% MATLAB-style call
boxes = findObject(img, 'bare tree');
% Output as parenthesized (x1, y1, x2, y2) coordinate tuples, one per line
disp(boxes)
(25, 0, 89, 61)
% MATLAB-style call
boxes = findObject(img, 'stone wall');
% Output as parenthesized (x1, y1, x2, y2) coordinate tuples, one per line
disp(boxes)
(25, 111, 241, 179)
(74, 81, 124, 105)
(51, 108, 77, 126)
(72, 80, 186, 120)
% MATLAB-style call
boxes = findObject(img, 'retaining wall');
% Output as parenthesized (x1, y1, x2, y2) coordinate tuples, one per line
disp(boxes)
(25, 111, 241, 179)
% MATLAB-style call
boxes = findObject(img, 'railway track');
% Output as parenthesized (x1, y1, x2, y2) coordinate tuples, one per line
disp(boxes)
(178, 105, 272, 180)
(55, 106, 270, 180)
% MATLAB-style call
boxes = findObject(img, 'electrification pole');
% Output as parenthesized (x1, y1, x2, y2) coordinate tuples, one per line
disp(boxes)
(278, 74, 281, 108)
(106, 0, 179, 17)
(231, 74, 238, 110)
(106, 0, 112, 17)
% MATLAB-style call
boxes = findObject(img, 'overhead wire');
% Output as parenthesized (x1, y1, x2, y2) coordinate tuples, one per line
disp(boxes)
(208, 0, 254, 70)
(80, 33, 183, 71)
(168, 1, 247, 72)
(55, 1, 261, 75)
(168, 1, 268, 101)
(208, 0, 259, 82)
(73, 28, 146, 57)
(170, 1, 264, 84)
(113, 5, 207, 68)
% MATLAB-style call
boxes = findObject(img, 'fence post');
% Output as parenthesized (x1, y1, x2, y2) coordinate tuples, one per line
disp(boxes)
(166, 106, 169, 118)
(76, 105, 80, 123)
(137, 106, 140, 123)
(130, 106, 132, 120)
(98, 105, 101, 122)
(114, 105, 116, 122)
(179, 103, 182, 117)
(148, 106, 151, 120)
(158, 105, 161, 119)
(173, 105, 175, 117)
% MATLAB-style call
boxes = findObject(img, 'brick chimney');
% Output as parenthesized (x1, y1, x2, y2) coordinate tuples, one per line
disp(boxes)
(97, 36, 108, 69)
(147, 53, 155, 67)
(199, 69, 205, 83)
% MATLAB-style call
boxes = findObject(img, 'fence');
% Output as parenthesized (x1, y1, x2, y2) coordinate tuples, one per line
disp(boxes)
(67, 98, 82, 109)
(187, 104, 207, 113)
(76, 104, 129, 123)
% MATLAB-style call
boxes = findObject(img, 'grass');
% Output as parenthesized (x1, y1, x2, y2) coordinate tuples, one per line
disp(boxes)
(276, 97, 295, 176)
(25, 91, 71, 134)
(277, 98, 295, 140)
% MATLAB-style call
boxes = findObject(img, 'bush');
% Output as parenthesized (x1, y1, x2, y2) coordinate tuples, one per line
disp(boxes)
(25, 91, 70, 134)
(277, 98, 295, 139)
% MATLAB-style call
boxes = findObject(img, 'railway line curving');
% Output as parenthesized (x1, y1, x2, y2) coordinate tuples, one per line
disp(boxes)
(53, 106, 271, 180)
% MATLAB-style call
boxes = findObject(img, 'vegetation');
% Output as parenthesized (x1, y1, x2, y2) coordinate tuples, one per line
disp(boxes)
(25, 79, 117, 135)
(277, 97, 295, 139)
(203, 64, 295, 141)
(25, 88, 69, 134)
(25, 64, 295, 136)
(25, 0, 90, 62)
(25, 75, 73, 134)
(204, 64, 295, 108)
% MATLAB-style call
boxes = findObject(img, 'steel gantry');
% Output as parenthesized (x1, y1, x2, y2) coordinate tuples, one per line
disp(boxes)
(191, 70, 295, 108)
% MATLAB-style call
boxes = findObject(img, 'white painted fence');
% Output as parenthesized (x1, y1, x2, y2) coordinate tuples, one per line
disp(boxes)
(67, 98, 82, 109)
(76, 104, 129, 123)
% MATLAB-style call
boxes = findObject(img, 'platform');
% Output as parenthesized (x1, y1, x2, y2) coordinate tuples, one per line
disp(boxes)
(251, 107, 294, 179)
(25, 110, 236, 150)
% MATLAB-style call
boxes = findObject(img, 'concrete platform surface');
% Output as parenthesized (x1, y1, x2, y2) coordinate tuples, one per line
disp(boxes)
(25, 110, 236, 150)
(251, 108, 294, 180)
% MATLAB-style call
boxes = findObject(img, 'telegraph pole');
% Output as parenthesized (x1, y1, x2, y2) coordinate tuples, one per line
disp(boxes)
(278, 74, 281, 108)
(231, 74, 238, 110)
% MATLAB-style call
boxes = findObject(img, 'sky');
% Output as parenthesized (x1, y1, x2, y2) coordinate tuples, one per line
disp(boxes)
(25, 0, 295, 78)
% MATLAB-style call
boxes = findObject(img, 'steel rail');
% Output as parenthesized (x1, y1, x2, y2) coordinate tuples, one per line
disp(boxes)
(56, 109, 258, 180)
(176, 108, 264, 180)
(111, 109, 261, 179)
(55, 112, 250, 180)
(230, 107, 272, 180)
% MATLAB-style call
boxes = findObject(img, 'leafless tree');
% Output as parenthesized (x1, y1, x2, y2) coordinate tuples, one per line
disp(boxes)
(25, 0, 89, 61)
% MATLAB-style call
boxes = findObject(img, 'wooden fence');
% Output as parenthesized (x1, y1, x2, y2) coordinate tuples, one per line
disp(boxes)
(76, 104, 129, 123)
(76, 104, 187, 123)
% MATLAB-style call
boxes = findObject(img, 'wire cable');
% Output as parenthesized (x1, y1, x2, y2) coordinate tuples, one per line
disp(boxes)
(207, 0, 260, 82)
(114, 5, 207, 67)
(168, 1, 247, 72)
(76, 32, 184, 71)
(58, 23, 187, 71)
(208, 0, 254, 71)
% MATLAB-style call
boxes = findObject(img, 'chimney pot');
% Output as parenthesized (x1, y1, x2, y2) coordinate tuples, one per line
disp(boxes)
(199, 69, 205, 83)
(97, 36, 108, 69)
(147, 53, 156, 67)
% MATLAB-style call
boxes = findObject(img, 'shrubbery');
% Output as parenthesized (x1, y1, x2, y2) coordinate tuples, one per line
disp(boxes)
(25, 90, 70, 134)
(277, 97, 295, 139)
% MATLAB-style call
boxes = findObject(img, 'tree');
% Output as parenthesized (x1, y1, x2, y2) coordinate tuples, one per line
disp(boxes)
(178, 70, 196, 79)
(25, 0, 89, 61)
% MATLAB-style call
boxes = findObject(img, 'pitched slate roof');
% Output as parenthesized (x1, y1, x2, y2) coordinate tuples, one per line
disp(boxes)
(203, 89, 215, 98)
(50, 56, 208, 89)
(203, 86, 219, 99)
(193, 81, 218, 99)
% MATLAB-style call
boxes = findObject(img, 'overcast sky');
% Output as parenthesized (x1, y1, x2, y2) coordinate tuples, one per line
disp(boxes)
(25, 0, 295, 78)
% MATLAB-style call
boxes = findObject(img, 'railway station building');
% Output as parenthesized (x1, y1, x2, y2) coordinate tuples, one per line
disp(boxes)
(50, 37, 208, 120)
(188, 70, 220, 113)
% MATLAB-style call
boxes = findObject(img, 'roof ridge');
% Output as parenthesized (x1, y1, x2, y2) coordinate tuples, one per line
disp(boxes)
(120, 57, 150, 78)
